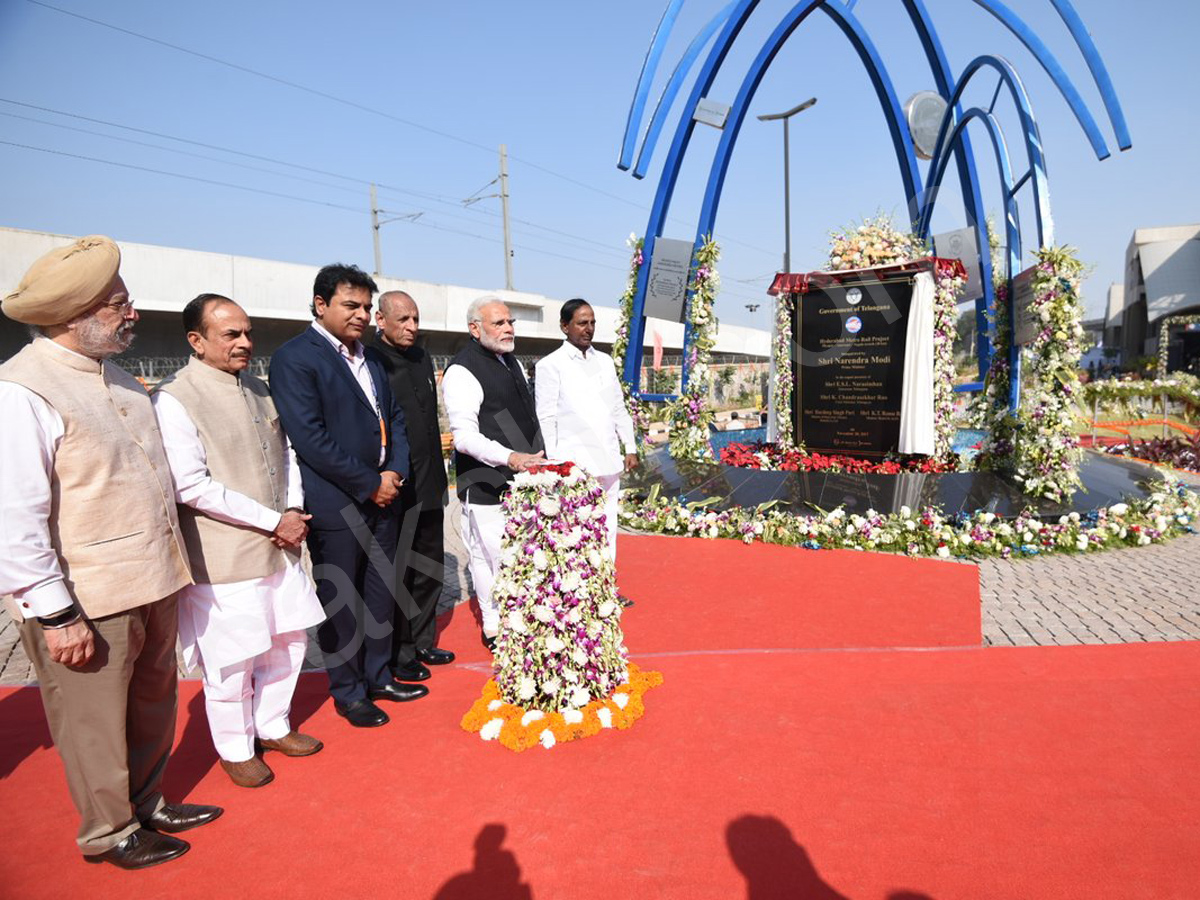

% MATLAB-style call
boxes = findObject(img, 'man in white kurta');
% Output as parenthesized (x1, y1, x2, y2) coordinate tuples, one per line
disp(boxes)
(535, 299, 637, 561)
(442, 297, 545, 649)
(153, 295, 324, 789)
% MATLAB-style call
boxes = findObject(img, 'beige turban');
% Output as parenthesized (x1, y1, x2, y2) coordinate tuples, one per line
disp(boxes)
(2, 235, 122, 326)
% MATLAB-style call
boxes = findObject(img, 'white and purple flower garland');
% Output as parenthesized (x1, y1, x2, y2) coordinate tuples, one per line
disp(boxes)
(491, 463, 629, 713)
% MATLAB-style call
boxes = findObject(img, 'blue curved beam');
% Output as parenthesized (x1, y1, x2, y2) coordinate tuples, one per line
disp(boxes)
(900, 0, 996, 381)
(633, 0, 739, 179)
(619, 0, 685, 171)
(694, 0, 922, 250)
(622, 0, 765, 389)
(927, 108, 1024, 412)
(1047, 0, 1131, 150)
(919, 54, 1053, 249)
(971, 0, 1109, 160)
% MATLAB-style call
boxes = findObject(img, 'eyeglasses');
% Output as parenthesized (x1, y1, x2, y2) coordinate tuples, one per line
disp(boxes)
(104, 298, 136, 315)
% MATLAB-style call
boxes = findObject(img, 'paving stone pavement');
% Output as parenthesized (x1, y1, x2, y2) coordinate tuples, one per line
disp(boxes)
(3, 485, 1199, 685)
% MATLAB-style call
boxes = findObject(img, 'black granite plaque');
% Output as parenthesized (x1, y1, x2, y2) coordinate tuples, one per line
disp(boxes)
(792, 275, 913, 457)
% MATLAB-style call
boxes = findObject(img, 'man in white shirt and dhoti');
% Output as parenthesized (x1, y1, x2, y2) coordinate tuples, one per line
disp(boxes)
(153, 294, 325, 788)
(535, 299, 638, 566)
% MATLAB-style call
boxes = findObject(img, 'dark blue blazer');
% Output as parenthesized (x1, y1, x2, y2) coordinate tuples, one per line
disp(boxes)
(270, 326, 410, 530)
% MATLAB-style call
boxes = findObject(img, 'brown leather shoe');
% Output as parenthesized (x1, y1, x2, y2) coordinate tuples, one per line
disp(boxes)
(84, 828, 189, 869)
(219, 756, 274, 788)
(257, 731, 324, 757)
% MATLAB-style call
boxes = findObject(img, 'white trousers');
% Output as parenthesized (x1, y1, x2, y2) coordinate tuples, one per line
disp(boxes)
(462, 499, 506, 637)
(597, 472, 621, 562)
(200, 628, 308, 763)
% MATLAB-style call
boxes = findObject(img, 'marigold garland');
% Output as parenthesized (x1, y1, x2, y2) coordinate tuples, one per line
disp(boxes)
(461, 662, 664, 752)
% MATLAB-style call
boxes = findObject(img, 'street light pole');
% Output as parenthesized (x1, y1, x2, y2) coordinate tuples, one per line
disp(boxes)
(757, 97, 816, 274)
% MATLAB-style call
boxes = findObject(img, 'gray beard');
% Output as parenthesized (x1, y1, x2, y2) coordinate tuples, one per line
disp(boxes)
(73, 315, 135, 359)
(479, 332, 515, 354)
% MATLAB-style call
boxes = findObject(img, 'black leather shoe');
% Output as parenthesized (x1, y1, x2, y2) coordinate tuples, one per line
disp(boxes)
(85, 828, 189, 869)
(368, 681, 429, 703)
(334, 699, 389, 727)
(481, 631, 497, 652)
(417, 647, 456, 665)
(392, 660, 431, 682)
(143, 803, 223, 834)
(618, 594, 636, 608)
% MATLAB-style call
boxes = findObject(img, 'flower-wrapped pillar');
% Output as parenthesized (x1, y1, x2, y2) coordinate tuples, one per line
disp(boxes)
(461, 463, 662, 751)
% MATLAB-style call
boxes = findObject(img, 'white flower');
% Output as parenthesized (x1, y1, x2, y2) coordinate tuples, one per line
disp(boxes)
(570, 686, 590, 708)
(487, 699, 504, 712)
(1109, 503, 1128, 516)
(566, 606, 582, 624)
(545, 636, 566, 653)
(560, 571, 581, 593)
(899, 505, 912, 519)
(532, 605, 555, 623)
(597, 600, 616, 618)
(587, 549, 603, 568)
(596, 707, 613, 729)
(538, 497, 561, 517)
(480, 718, 504, 741)
(532, 549, 549, 570)
(541, 677, 561, 695)
(936, 545, 950, 558)
(563, 708, 584, 725)
(612, 692, 630, 710)
(539, 728, 556, 750)
(520, 710, 545, 727)
(1075, 537, 1088, 551)
(572, 647, 588, 665)
(518, 677, 536, 701)
(562, 668, 579, 683)
(507, 611, 527, 634)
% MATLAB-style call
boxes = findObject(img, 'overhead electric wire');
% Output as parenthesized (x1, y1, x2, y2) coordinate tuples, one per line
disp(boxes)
(23, 0, 779, 259)
(0, 140, 364, 213)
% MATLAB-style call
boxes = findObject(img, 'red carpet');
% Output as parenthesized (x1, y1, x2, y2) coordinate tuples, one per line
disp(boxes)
(1, 534, 1198, 899)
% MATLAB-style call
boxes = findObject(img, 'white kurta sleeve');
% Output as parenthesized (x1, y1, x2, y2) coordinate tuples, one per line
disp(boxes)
(534, 355, 562, 460)
(0, 383, 75, 618)
(152, 391, 282, 533)
(442, 364, 517, 469)
(283, 434, 304, 509)
(605, 362, 637, 454)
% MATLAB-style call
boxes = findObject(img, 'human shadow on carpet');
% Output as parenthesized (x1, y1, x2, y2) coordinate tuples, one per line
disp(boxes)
(162, 688, 218, 800)
(0, 688, 52, 779)
(727, 814, 937, 899)
(432, 823, 533, 900)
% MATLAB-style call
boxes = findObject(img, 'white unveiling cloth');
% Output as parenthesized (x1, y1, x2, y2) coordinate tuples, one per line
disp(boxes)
(534, 341, 636, 478)
(898, 271, 936, 455)
(152, 390, 324, 672)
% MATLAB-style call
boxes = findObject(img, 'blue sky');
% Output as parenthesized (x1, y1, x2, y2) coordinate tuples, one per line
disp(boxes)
(1, 0, 1196, 329)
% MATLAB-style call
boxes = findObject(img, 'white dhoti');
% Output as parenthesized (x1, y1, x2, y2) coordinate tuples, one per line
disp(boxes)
(180, 557, 325, 762)
(461, 499, 506, 637)
(596, 472, 621, 562)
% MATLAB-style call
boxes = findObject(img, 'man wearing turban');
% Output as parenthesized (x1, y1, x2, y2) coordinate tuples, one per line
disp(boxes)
(0, 235, 222, 869)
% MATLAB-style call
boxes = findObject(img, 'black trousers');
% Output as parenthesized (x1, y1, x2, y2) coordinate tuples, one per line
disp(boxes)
(307, 509, 398, 705)
(391, 503, 445, 667)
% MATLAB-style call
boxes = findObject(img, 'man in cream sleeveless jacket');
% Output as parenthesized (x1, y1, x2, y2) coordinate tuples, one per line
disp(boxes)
(0, 235, 222, 869)
(153, 294, 325, 790)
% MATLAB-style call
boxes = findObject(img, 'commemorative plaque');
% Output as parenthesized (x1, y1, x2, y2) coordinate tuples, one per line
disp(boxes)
(792, 274, 914, 456)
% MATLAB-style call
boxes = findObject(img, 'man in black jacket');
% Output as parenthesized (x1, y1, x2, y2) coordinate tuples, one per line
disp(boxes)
(441, 296, 545, 651)
(370, 291, 455, 681)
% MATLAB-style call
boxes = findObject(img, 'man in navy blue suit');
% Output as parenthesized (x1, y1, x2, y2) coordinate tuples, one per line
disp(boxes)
(269, 264, 428, 728)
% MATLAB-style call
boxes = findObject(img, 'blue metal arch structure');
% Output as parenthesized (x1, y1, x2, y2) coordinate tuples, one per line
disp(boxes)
(617, 0, 1130, 406)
